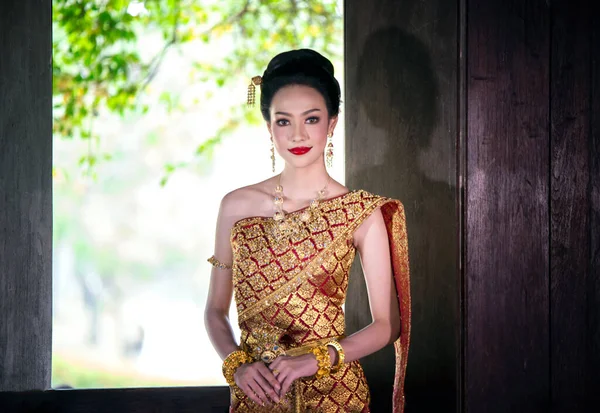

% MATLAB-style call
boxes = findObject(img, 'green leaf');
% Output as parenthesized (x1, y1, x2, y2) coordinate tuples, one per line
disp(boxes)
(53, 0, 342, 176)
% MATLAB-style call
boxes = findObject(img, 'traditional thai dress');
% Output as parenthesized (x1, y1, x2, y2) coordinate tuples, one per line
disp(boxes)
(227, 190, 411, 413)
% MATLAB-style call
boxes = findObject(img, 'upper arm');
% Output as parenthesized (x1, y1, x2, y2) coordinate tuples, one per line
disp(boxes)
(353, 208, 400, 335)
(204, 191, 241, 316)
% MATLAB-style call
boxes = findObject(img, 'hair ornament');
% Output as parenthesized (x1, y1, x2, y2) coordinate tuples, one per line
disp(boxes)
(247, 75, 263, 107)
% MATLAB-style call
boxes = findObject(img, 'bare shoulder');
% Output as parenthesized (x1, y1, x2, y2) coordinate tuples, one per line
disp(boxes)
(219, 177, 278, 221)
(352, 191, 386, 247)
(328, 180, 350, 197)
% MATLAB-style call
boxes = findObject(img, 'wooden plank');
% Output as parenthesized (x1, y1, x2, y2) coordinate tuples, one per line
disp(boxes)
(0, 0, 53, 391)
(0, 387, 230, 413)
(549, 0, 593, 410)
(344, 0, 459, 411)
(458, 0, 468, 410)
(465, 1, 550, 411)
(588, 11, 600, 407)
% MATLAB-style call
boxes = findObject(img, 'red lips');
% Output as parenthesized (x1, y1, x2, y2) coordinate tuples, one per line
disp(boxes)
(288, 146, 312, 155)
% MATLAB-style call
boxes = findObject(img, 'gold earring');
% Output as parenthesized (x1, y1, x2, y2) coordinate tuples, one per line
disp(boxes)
(326, 133, 334, 168)
(270, 139, 275, 173)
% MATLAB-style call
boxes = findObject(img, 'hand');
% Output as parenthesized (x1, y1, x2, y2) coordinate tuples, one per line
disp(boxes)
(234, 361, 281, 406)
(268, 354, 319, 397)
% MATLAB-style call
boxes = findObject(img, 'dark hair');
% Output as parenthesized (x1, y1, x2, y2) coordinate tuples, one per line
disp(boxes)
(259, 49, 341, 122)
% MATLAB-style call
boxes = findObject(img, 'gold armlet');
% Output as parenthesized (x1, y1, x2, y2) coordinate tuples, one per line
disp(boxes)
(326, 340, 345, 373)
(311, 345, 332, 380)
(208, 255, 232, 270)
(222, 350, 253, 386)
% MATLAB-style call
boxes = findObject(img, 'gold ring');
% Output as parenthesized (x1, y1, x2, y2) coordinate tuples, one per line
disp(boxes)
(273, 369, 280, 375)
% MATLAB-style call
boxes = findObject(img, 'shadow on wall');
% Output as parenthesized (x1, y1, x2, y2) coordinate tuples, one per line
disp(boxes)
(349, 26, 457, 412)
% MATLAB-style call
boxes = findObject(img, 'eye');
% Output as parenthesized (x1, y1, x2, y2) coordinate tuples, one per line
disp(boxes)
(306, 116, 320, 124)
(275, 119, 289, 126)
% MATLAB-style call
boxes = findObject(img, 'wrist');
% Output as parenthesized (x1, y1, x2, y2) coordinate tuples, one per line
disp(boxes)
(326, 340, 345, 373)
(222, 350, 252, 386)
(327, 346, 338, 366)
(311, 345, 333, 380)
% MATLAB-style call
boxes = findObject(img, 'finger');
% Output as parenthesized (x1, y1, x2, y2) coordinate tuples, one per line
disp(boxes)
(254, 372, 281, 403)
(247, 380, 271, 407)
(258, 363, 282, 393)
(238, 383, 261, 407)
(268, 359, 280, 372)
(275, 368, 287, 387)
(269, 355, 287, 369)
(268, 362, 282, 379)
(280, 374, 296, 398)
(269, 358, 285, 376)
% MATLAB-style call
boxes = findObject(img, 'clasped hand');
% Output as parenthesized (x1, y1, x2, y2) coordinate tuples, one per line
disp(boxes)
(233, 353, 317, 407)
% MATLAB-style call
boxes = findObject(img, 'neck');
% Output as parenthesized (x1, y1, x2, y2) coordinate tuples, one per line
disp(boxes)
(279, 162, 330, 201)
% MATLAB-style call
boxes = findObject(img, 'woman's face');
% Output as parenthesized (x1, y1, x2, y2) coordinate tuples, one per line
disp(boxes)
(267, 84, 337, 170)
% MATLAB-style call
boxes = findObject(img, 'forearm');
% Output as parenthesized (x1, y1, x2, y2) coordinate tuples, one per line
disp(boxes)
(204, 309, 239, 360)
(333, 320, 399, 365)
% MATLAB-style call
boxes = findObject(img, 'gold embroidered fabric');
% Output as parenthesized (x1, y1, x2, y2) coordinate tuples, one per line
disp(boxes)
(228, 190, 411, 413)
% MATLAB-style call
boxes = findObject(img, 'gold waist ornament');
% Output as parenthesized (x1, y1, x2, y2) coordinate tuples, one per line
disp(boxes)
(244, 335, 344, 364)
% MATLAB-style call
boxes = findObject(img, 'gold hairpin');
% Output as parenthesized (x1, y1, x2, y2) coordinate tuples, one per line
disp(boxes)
(247, 75, 262, 106)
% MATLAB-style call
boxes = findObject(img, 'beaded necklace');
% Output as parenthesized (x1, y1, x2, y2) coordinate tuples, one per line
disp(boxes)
(272, 174, 331, 240)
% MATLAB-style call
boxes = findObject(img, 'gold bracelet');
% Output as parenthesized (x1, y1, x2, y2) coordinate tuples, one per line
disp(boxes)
(222, 350, 252, 386)
(208, 255, 232, 270)
(311, 345, 332, 380)
(326, 340, 345, 373)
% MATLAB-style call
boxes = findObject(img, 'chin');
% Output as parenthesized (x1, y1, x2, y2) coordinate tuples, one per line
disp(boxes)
(283, 155, 323, 169)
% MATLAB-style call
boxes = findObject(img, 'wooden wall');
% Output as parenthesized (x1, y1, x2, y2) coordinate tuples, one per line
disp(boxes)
(1, 0, 598, 412)
(344, 0, 599, 412)
(464, 0, 599, 412)
(590, 6, 600, 409)
(344, 1, 459, 411)
(465, 0, 551, 410)
(549, 0, 598, 410)
(0, 0, 53, 392)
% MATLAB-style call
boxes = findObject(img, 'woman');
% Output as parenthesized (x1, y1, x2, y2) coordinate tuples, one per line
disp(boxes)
(204, 49, 411, 413)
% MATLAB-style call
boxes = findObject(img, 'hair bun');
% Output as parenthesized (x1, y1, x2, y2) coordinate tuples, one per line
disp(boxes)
(263, 49, 334, 79)
(258, 48, 341, 121)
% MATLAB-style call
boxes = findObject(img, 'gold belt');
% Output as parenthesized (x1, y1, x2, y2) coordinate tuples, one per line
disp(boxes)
(246, 335, 344, 364)
(284, 336, 343, 357)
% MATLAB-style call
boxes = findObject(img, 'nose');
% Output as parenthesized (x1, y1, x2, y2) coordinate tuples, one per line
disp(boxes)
(291, 122, 308, 142)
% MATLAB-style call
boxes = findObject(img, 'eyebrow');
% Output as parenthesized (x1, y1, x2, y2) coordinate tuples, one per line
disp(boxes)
(274, 108, 322, 116)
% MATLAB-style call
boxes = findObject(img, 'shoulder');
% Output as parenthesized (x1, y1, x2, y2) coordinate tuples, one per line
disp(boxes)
(221, 186, 260, 208)
(219, 178, 277, 219)
(351, 189, 405, 245)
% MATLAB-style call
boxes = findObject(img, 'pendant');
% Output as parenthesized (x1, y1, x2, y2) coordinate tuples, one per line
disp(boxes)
(271, 174, 329, 241)
(300, 209, 312, 222)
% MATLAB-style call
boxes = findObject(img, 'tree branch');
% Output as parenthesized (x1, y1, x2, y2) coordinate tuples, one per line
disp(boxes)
(138, 0, 253, 93)
(139, 3, 181, 92)
(200, 0, 252, 37)
(290, 0, 298, 14)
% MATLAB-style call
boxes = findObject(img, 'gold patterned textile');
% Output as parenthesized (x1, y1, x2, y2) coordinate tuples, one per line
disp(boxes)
(228, 190, 411, 413)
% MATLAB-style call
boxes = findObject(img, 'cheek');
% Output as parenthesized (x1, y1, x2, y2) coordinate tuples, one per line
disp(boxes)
(269, 122, 282, 143)
(309, 123, 329, 145)
(271, 129, 286, 148)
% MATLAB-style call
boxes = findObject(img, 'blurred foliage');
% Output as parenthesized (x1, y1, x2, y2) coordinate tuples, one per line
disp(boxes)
(52, 353, 196, 388)
(51, 3, 342, 386)
(52, 0, 342, 173)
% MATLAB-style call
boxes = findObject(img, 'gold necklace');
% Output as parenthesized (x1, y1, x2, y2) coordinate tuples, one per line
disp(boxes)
(272, 174, 331, 240)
